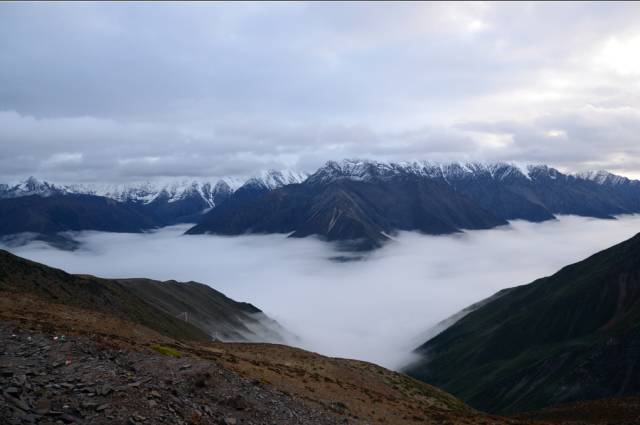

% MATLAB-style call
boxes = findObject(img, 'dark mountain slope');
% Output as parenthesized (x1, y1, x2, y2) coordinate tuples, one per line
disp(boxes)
(288, 181, 391, 248)
(188, 160, 640, 249)
(0, 194, 162, 236)
(404, 233, 640, 414)
(447, 164, 640, 221)
(442, 164, 556, 222)
(131, 180, 235, 225)
(186, 183, 310, 235)
(0, 249, 205, 341)
(141, 194, 215, 225)
(526, 166, 635, 218)
(187, 176, 507, 249)
(118, 278, 288, 342)
(0, 250, 285, 343)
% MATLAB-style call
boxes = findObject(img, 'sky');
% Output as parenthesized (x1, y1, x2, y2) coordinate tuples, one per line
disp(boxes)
(5, 215, 640, 369)
(2, 2, 640, 182)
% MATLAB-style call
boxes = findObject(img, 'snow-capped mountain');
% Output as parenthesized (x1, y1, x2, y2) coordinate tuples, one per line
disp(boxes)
(575, 170, 638, 187)
(3, 163, 632, 205)
(0, 176, 69, 198)
(0, 170, 310, 238)
(305, 159, 634, 186)
(4, 161, 639, 247)
(0, 170, 307, 205)
(238, 169, 309, 191)
(305, 159, 529, 184)
(188, 158, 640, 249)
(65, 178, 244, 207)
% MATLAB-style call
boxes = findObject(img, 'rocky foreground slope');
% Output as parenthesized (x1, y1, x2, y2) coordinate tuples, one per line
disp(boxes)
(3, 250, 640, 424)
(0, 324, 340, 425)
(0, 251, 499, 424)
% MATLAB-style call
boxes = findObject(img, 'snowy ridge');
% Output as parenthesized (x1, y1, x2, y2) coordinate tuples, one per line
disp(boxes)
(307, 159, 535, 184)
(307, 159, 636, 186)
(1, 162, 635, 204)
(0, 171, 307, 205)
(239, 169, 309, 190)
(575, 170, 635, 186)
(0, 176, 69, 198)
(66, 178, 244, 206)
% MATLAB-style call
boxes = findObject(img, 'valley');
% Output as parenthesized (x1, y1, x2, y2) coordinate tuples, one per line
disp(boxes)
(3, 248, 640, 424)
(4, 237, 640, 424)
(5, 215, 640, 370)
(0, 250, 509, 424)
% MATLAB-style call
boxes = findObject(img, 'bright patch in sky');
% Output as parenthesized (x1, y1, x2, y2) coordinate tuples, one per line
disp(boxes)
(598, 35, 640, 75)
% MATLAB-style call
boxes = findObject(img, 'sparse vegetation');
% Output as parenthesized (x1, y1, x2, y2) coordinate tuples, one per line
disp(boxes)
(150, 344, 181, 358)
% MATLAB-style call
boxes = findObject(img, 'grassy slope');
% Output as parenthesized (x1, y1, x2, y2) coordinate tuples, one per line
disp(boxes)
(116, 278, 285, 341)
(405, 233, 640, 413)
(0, 249, 209, 341)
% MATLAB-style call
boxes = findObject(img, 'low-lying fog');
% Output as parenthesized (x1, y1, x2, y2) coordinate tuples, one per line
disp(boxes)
(4, 215, 640, 369)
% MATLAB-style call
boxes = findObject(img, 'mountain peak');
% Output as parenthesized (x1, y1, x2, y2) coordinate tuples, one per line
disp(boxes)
(3, 176, 65, 197)
(307, 159, 405, 184)
(240, 169, 309, 190)
(308, 159, 535, 184)
(576, 169, 633, 186)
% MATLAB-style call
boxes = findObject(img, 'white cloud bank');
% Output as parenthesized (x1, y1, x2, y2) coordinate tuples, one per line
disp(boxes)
(4, 215, 640, 369)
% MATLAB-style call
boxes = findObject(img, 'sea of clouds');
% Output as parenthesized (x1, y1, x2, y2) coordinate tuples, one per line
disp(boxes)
(4, 214, 640, 369)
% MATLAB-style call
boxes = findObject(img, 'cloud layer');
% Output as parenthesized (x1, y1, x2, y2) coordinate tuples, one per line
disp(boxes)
(5, 215, 640, 369)
(1, 2, 640, 181)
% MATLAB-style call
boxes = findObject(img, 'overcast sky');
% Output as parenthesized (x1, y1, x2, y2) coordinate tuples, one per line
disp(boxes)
(2, 2, 640, 182)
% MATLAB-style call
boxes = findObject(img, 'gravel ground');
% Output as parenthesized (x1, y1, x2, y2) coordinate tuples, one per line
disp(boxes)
(0, 323, 350, 425)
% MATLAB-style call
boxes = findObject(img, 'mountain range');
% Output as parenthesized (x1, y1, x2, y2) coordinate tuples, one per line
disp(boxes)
(0, 170, 307, 241)
(404, 231, 640, 414)
(187, 159, 640, 249)
(3, 160, 640, 250)
(0, 170, 309, 204)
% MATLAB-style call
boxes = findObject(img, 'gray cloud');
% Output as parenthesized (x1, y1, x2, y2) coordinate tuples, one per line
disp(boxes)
(4, 215, 640, 368)
(1, 2, 640, 181)
(458, 104, 640, 175)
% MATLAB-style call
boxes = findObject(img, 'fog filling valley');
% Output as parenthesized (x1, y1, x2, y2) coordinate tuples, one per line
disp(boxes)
(4, 215, 640, 369)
